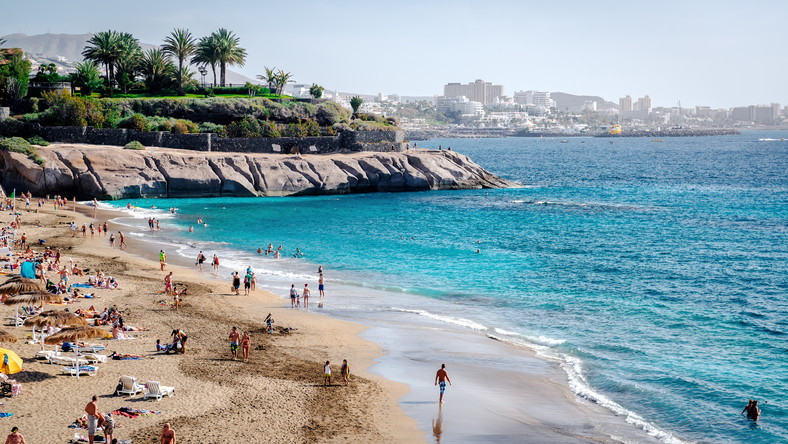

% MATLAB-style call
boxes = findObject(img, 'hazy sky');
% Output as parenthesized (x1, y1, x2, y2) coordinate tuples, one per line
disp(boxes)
(2, 0, 785, 108)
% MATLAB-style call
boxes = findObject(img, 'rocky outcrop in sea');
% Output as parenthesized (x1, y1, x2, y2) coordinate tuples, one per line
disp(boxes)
(0, 144, 518, 199)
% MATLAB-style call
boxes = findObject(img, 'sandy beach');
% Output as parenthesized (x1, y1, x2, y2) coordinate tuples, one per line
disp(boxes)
(1, 199, 424, 443)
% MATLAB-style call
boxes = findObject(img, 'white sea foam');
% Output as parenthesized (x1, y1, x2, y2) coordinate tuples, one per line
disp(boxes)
(488, 333, 690, 444)
(390, 307, 487, 331)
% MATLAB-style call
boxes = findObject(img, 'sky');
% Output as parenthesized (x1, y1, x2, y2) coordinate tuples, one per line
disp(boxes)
(1, 0, 786, 108)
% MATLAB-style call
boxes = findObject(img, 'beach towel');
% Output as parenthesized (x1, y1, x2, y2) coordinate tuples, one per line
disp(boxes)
(72, 283, 94, 288)
(0, 412, 12, 417)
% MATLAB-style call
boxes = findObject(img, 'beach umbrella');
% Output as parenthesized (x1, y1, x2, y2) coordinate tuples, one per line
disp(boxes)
(4, 291, 63, 307)
(0, 330, 18, 344)
(0, 277, 43, 295)
(0, 348, 23, 375)
(45, 326, 109, 379)
(24, 310, 86, 350)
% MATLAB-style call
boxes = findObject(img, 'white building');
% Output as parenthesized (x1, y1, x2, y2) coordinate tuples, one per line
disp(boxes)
(436, 96, 485, 116)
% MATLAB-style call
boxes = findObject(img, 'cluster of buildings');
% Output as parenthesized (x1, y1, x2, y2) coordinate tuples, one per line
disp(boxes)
(285, 77, 787, 129)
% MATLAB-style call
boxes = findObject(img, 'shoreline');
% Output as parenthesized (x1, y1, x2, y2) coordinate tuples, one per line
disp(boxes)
(5, 201, 424, 443)
(96, 199, 678, 443)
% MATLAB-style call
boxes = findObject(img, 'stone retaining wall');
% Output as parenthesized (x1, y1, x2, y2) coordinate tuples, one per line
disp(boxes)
(17, 123, 404, 154)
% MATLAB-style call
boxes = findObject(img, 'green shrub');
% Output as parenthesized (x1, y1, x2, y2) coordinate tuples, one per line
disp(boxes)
(225, 116, 262, 138)
(121, 114, 149, 132)
(124, 141, 145, 150)
(0, 137, 45, 165)
(260, 120, 281, 138)
(27, 135, 50, 146)
(29, 97, 40, 113)
(0, 137, 34, 154)
(0, 118, 26, 137)
(171, 119, 198, 134)
(197, 122, 225, 134)
(18, 113, 41, 123)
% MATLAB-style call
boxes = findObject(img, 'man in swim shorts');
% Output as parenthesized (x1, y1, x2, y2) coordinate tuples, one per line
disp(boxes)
(161, 423, 176, 444)
(229, 326, 240, 360)
(318, 273, 325, 297)
(434, 364, 452, 404)
(85, 395, 100, 444)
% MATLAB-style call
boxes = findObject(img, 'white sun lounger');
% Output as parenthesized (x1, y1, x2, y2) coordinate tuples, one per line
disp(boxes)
(48, 355, 88, 366)
(116, 375, 145, 397)
(78, 353, 107, 364)
(143, 381, 174, 401)
(61, 365, 99, 377)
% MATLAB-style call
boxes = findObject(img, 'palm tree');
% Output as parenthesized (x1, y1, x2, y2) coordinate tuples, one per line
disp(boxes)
(162, 28, 197, 96)
(350, 96, 363, 114)
(140, 48, 175, 93)
(256, 66, 277, 92)
(82, 30, 122, 95)
(192, 35, 219, 87)
(211, 28, 246, 87)
(114, 34, 142, 94)
(72, 61, 103, 96)
(274, 69, 293, 95)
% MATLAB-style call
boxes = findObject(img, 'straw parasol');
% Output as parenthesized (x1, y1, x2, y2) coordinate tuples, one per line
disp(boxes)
(4, 291, 63, 307)
(44, 325, 110, 345)
(0, 277, 44, 295)
(0, 330, 17, 343)
(24, 310, 86, 350)
(45, 326, 110, 379)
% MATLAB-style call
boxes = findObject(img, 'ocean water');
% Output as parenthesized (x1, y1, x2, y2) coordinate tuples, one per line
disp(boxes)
(105, 131, 788, 443)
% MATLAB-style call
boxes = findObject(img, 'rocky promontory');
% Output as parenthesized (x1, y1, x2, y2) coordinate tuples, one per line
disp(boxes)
(0, 144, 518, 199)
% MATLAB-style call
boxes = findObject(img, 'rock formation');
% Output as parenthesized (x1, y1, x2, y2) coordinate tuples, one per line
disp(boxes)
(0, 144, 518, 199)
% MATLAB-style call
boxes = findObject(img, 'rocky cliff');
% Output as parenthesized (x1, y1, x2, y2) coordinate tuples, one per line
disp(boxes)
(0, 144, 518, 199)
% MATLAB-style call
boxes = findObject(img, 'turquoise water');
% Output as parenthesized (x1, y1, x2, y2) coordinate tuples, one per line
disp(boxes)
(107, 132, 788, 443)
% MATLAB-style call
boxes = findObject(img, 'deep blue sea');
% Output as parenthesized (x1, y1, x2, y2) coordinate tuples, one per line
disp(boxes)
(106, 131, 788, 443)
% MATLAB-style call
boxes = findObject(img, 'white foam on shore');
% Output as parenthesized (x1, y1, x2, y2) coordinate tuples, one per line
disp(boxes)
(488, 332, 690, 444)
(390, 307, 488, 331)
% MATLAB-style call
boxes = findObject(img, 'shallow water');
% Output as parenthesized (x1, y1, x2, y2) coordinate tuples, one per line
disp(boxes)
(105, 131, 788, 443)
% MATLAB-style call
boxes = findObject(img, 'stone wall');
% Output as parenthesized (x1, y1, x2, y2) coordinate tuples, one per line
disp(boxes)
(19, 123, 406, 154)
(0, 108, 9, 120)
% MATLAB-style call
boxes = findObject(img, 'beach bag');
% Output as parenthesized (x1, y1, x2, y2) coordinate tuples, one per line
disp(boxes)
(176, 340, 182, 350)
(114, 382, 123, 395)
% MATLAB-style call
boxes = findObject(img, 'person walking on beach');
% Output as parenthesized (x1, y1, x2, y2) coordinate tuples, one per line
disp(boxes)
(290, 284, 298, 308)
(243, 271, 251, 296)
(85, 395, 100, 444)
(5, 426, 26, 444)
(324, 361, 332, 386)
(118, 231, 127, 250)
(109, 233, 115, 248)
(159, 250, 167, 271)
(241, 331, 250, 362)
(434, 364, 452, 404)
(232, 272, 241, 295)
(229, 326, 240, 360)
(318, 274, 325, 298)
(161, 423, 176, 444)
(196, 251, 205, 271)
(341, 359, 350, 386)
(212, 254, 219, 271)
(303, 284, 311, 308)
(102, 222, 108, 237)
(164, 272, 173, 296)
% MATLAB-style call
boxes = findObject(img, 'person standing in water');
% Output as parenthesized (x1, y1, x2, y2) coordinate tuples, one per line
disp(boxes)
(434, 364, 452, 404)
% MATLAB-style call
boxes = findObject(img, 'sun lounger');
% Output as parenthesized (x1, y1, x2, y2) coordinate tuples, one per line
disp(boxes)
(48, 355, 87, 366)
(143, 381, 174, 401)
(61, 365, 98, 377)
(79, 353, 107, 364)
(116, 375, 145, 397)
(35, 349, 58, 360)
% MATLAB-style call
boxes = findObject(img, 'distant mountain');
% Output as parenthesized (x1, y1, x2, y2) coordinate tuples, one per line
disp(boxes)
(1, 33, 257, 85)
(551, 92, 619, 112)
